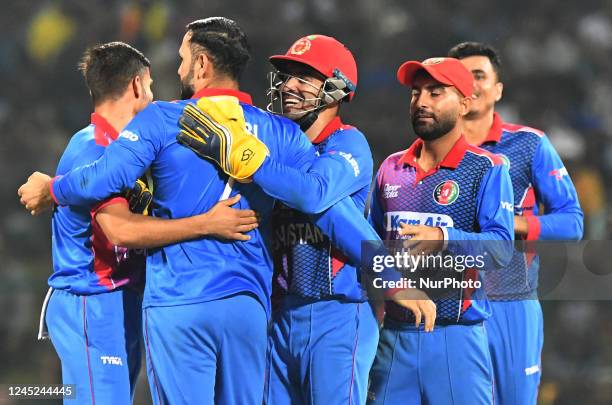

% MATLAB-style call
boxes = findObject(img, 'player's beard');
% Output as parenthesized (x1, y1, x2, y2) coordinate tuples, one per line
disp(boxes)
(411, 109, 457, 141)
(180, 69, 195, 100)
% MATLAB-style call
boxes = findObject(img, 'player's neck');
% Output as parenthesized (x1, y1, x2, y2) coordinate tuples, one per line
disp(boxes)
(463, 109, 495, 146)
(305, 105, 339, 142)
(94, 102, 136, 134)
(418, 129, 462, 171)
(195, 76, 239, 92)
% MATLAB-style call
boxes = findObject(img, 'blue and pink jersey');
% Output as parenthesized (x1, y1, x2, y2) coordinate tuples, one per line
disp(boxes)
(269, 117, 373, 303)
(370, 135, 514, 323)
(478, 113, 583, 299)
(50, 113, 144, 294)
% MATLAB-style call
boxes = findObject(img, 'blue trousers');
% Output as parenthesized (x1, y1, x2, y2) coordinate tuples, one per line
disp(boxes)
(46, 288, 142, 404)
(267, 298, 379, 405)
(143, 293, 268, 405)
(487, 300, 543, 405)
(367, 318, 494, 405)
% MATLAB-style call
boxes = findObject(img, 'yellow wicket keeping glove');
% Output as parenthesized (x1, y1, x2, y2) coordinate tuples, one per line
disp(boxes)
(125, 174, 153, 215)
(177, 97, 269, 181)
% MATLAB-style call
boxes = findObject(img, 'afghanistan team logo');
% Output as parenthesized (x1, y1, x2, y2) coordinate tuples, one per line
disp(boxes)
(423, 57, 445, 65)
(290, 38, 312, 55)
(433, 180, 460, 205)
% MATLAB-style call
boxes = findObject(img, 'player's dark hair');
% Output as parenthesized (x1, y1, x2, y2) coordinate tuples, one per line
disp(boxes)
(78, 42, 150, 106)
(448, 42, 502, 81)
(186, 17, 250, 82)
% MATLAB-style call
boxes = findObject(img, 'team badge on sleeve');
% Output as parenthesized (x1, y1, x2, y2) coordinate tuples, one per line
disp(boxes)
(549, 166, 568, 180)
(433, 180, 460, 205)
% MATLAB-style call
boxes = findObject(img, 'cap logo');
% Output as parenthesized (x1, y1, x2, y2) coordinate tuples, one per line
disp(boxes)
(289, 38, 311, 56)
(423, 57, 445, 65)
(433, 180, 460, 205)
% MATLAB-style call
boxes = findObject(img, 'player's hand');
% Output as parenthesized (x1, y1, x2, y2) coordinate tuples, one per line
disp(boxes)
(399, 224, 444, 255)
(197, 194, 259, 241)
(177, 97, 269, 181)
(17, 172, 54, 215)
(390, 288, 437, 332)
(126, 178, 153, 215)
(514, 215, 529, 237)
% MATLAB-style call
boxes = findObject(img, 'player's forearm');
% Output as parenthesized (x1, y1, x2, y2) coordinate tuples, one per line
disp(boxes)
(52, 170, 114, 207)
(252, 158, 335, 213)
(97, 211, 206, 249)
(533, 211, 584, 240)
(53, 143, 147, 207)
(514, 215, 529, 236)
(310, 197, 376, 263)
(446, 164, 514, 268)
(531, 135, 584, 240)
(53, 164, 132, 207)
(444, 227, 514, 270)
(310, 197, 403, 284)
(253, 158, 369, 214)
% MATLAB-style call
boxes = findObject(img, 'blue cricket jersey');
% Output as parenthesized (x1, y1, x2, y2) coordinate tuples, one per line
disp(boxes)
(50, 88, 378, 315)
(370, 135, 514, 323)
(478, 113, 583, 299)
(50, 113, 144, 294)
(269, 117, 374, 303)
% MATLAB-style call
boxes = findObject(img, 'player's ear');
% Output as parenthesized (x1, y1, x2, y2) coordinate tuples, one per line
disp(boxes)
(459, 94, 472, 117)
(194, 52, 210, 81)
(494, 81, 503, 102)
(132, 75, 143, 99)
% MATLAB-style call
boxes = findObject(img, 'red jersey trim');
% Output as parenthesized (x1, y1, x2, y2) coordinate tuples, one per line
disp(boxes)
(49, 176, 61, 205)
(91, 196, 129, 217)
(397, 135, 471, 183)
(192, 88, 253, 105)
(464, 145, 504, 166)
(91, 113, 119, 146)
(501, 122, 545, 137)
(398, 135, 469, 170)
(312, 116, 354, 144)
(479, 112, 503, 145)
(525, 215, 541, 241)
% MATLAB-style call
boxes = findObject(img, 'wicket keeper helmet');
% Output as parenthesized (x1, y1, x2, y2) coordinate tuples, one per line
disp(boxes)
(267, 35, 357, 130)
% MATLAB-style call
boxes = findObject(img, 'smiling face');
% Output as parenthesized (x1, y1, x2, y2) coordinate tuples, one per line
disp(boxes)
(409, 71, 465, 141)
(459, 55, 503, 118)
(276, 62, 326, 118)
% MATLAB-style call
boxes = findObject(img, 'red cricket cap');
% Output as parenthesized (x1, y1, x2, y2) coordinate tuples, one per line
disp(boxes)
(397, 57, 473, 98)
(270, 35, 357, 100)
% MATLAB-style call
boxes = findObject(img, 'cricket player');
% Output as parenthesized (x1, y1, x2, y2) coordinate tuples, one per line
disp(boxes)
(448, 42, 584, 404)
(30, 42, 258, 405)
(18, 18, 430, 404)
(366, 57, 514, 405)
(264, 35, 377, 405)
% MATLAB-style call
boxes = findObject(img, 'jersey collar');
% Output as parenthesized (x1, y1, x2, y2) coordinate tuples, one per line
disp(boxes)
(479, 112, 503, 145)
(312, 116, 344, 144)
(398, 135, 468, 177)
(91, 113, 119, 145)
(191, 88, 253, 105)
